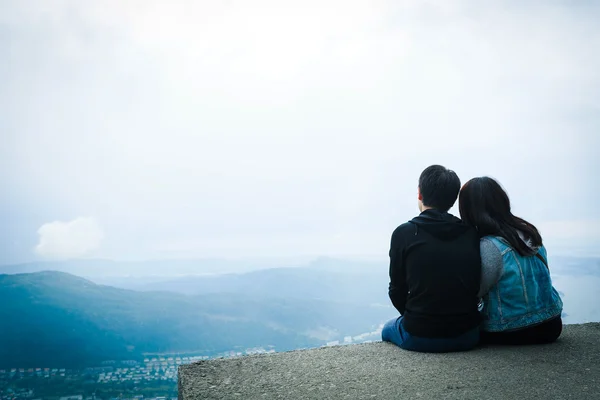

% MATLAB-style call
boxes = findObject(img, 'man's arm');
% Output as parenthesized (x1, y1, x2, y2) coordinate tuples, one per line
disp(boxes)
(388, 228, 408, 315)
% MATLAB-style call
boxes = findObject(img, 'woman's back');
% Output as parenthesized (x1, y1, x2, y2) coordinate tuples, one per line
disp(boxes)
(480, 235, 563, 332)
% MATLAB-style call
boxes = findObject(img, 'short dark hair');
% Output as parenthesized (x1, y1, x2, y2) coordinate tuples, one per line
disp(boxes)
(459, 176, 542, 256)
(418, 165, 461, 212)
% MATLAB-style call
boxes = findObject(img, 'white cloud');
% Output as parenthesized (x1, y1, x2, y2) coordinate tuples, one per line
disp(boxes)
(35, 217, 104, 259)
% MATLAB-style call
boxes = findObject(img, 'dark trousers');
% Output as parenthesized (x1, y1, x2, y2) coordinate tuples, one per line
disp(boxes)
(480, 316, 563, 345)
(382, 316, 479, 353)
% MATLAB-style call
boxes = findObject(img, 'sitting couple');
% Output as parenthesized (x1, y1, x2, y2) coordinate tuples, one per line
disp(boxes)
(382, 165, 563, 352)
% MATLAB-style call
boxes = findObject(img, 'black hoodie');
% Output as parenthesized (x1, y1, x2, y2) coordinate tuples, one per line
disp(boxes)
(388, 209, 481, 338)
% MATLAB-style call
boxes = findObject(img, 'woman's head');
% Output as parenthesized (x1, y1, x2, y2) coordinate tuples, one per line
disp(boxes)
(459, 176, 542, 256)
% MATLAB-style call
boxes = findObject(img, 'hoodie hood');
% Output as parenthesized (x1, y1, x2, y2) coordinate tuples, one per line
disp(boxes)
(410, 209, 471, 241)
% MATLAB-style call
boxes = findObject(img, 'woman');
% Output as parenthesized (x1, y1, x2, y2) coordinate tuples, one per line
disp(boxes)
(459, 177, 563, 345)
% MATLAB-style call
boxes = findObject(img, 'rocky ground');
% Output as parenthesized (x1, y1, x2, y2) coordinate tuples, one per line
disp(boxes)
(179, 323, 600, 399)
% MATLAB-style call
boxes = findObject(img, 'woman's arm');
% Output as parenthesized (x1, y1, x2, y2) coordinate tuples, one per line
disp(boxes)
(478, 238, 504, 297)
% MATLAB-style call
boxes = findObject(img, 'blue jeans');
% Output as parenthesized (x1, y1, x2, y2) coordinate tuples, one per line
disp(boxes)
(381, 316, 479, 353)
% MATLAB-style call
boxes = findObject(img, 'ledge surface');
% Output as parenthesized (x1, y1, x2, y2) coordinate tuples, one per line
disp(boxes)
(179, 323, 600, 400)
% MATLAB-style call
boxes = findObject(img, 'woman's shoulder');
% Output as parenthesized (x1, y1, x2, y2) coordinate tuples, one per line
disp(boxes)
(480, 235, 506, 246)
(480, 237, 501, 255)
(480, 236, 515, 255)
(536, 243, 548, 258)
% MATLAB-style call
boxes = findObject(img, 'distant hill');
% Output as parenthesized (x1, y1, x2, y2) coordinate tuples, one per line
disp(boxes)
(132, 262, 389, 305)
(0, 258, 309, 277)
(0, 271, 394, 368)
(0, 257, 392, 305)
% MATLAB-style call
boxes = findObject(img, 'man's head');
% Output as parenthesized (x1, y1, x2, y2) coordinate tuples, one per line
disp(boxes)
(417, 165, 461, 212)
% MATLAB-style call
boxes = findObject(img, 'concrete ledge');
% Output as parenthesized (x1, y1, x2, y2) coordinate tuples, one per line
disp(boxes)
(179, 323, 600, 399)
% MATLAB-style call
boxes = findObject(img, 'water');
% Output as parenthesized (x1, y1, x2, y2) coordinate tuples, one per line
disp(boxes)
(552, 273, 600, 324)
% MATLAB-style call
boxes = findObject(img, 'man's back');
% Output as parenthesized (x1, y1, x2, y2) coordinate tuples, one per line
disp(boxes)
(389, 209, 481, 338)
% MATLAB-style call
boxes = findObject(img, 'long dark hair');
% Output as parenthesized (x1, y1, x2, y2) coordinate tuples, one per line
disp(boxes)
(459, 177, 542, 256)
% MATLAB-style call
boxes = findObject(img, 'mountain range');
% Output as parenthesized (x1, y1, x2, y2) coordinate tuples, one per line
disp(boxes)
(1, 267, 394, 369)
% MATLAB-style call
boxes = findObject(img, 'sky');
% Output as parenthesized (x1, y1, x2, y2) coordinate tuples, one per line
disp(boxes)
(1, 0, 599, 265)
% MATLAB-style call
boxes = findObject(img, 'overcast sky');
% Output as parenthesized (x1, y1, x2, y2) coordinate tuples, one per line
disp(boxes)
(1, 0, 599, 264)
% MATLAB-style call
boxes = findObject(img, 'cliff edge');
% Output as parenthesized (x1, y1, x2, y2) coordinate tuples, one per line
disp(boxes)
(179, 323, 600, 399)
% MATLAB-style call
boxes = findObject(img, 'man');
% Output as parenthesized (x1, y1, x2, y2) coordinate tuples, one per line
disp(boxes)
(381, 165, 481, 352)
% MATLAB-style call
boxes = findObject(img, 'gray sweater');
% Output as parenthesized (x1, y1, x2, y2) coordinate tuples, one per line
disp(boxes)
(478, 238, 504, 298)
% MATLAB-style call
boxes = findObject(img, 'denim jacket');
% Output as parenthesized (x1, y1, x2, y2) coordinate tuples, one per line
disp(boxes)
(481, 236, 563, 332)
